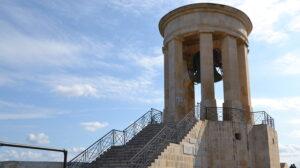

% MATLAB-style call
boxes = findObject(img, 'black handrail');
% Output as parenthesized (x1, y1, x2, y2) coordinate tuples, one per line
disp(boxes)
(0, 141, 68, 168)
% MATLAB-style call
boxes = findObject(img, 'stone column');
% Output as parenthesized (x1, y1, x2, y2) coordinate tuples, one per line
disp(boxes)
(222, 35, 243, 122)
(237, 41, 252, 123)
(164, 37, 185, 124)
(163, 45, 169, 124)
(199, 33, 217, 120)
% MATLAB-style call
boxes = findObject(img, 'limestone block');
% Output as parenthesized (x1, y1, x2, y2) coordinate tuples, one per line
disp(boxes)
(183, 143, 195, 155)
(189, 137, 197, 144)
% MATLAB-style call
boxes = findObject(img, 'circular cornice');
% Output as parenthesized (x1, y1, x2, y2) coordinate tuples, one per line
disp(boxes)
(159, 3, 253, 37)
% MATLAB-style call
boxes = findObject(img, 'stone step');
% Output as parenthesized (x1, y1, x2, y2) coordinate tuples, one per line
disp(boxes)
(90, 123, 164, 168)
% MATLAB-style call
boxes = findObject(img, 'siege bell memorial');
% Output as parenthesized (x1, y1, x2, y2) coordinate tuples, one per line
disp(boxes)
(65, 3, 284, 168)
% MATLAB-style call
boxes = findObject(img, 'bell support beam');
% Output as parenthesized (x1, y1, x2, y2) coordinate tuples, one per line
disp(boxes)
(199, 33, 217, 120)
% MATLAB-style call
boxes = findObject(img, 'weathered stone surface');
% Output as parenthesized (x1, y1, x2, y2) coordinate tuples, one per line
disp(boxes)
(149, 120, 281, 168)
(159, 3, 252, 44)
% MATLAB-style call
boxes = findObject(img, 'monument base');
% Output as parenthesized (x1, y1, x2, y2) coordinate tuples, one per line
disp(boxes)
(149, 120, 281, 168)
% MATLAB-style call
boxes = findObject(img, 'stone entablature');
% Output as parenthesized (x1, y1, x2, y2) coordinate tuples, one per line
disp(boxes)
(159, 3, 252, 45)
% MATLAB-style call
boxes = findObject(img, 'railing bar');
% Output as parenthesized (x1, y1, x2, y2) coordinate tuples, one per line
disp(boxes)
(69, 129, 115, 162)
(123, 109, 162, 132)
(68, 108, 163, 167)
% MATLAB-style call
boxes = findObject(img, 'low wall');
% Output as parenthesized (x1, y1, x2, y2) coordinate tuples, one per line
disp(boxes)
(0, 161, 63, 168)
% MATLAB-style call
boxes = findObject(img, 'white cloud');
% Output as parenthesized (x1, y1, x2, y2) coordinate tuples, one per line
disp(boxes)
(252, 97, 300, 111)
(289, 119, 300, 124)
(27, 133, 50, 145)
(0, 146, 84, 162)
(289, 130, 300, 138)
(288, 15, 300, 32)
(280, 144, 300, 166)
(54, 84, 98, 97)
(0, 21, 81, 67)
(0, 100, 66, 120)
(0, 149, 53, 161)
(46, 47, 164, 103)
(68, 147, 85, 159)
(0, 19, 115, 71)
(107, 0, 300, 44)
(80, 121, 108, 132)
(237, 0, 287, 43)
(126, 50, 163, 72)
(272, 52, 300, 75)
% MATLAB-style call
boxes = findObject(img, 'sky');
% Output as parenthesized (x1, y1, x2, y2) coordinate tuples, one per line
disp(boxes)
(0, 0, 300, 165)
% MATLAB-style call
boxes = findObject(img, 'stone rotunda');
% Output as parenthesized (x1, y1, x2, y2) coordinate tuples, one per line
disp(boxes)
(160, 3, 252, 124)
(158, 3, 282, 168)
(68, 3, 285, 168)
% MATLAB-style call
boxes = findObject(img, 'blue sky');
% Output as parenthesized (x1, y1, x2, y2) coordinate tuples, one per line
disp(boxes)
(0, 0, 300, 165)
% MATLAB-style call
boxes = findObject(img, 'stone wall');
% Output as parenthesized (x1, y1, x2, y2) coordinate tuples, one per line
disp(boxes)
(249, 125, 280, 168)
(0, 161, 63, 168)
(149, 120, 281, 168)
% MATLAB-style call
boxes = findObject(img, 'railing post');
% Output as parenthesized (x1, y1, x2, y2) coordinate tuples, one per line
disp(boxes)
(123, 130, 126, 145)
(152, 109, 156, 124)
(63, 150, 68, 168)
(263, 112, 266, 124)
(133, 123, 136, 136)
(150, 109, 153, 124)
(112, 130, 115, 146)
(266, 113, 268, 125)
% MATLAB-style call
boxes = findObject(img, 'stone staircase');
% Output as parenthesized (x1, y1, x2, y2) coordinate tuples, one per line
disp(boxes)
(148, 120, 206, 168)
(90, 123, 164, 168)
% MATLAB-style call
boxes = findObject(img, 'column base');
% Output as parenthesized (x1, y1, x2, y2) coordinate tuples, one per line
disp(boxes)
(200, 99, 217, 121)
(223, 100, 244, 122)
(242, 104, 253, 124)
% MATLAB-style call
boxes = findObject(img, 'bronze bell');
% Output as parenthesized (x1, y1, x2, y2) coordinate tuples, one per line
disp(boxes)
(189, 49, 223, 84)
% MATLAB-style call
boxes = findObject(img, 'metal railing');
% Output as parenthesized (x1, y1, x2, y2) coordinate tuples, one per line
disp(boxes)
(128, 126, 177, 168)
(203, 107, 244, 122)
(67, 108, 162, 168)
(176, 110, 198, 142)
(128, 107, 199, 168)
(201, 107, 275, 128)
(127, 107, 275, 168)
(252, 111, 275, 128)
(68, 105, 275, 168)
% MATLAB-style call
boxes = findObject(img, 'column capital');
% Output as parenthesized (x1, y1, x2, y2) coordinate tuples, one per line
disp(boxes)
(172, 35, 184, 42)
(236, 37, 249, 47)
(164, 36, 183, 48)
(222, 33, 238, 40)
(162, 45, 168, 55)
(198, 31, 213, 35)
